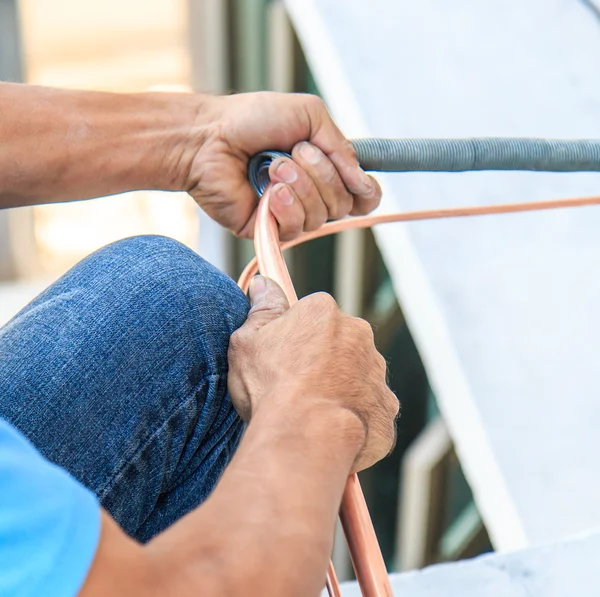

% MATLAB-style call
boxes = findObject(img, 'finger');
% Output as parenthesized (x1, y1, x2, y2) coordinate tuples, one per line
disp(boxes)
(269, 157, 327, 231)
(246, 275, 291, 329)
(291, 142, 353, 221)
(269, 182, 306, 242)
(349, 174, 382, 216)
(303, 96, 382, 213)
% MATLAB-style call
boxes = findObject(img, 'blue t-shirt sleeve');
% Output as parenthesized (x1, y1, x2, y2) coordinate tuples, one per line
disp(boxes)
(0, 419, 100, 597)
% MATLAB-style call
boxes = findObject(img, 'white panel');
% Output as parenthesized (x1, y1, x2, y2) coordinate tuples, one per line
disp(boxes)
(288, 0, 600, 550)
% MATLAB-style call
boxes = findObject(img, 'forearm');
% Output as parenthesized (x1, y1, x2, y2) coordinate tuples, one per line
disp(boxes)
(148, 403, 362, 596)
(0, 83, 207, 208)
(80, 402, 361, 597)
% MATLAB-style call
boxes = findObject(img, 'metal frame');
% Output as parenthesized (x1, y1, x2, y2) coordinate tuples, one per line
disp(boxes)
(439, 498, 488, 562)
(396, 417, 453, 571)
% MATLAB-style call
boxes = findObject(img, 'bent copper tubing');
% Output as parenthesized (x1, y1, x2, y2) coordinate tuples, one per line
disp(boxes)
(238, 193, 600, 292)
(237, 189, 600, 595)
(242, 133, 600, 597)
(248, 187, 393, 596)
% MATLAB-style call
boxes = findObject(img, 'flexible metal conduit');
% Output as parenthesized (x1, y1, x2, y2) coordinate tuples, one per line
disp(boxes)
(248, 138, 600, 195)
(243, 138, 600, 597)
(351, 138, 600, 172)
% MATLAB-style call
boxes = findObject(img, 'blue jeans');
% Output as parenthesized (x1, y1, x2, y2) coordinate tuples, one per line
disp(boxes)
(0, 236, 249, 542)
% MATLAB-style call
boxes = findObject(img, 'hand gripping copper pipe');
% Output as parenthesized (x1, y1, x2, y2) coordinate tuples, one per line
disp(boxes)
(247, 187, 393, 597)
(237, 190, 600, 595)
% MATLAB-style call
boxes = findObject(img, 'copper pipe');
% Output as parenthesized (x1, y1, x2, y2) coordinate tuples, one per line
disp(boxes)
(340, 476, 393, 596)
(326, 561, 343, 597)
(249, 187, 392, 596)
(253, 187, 297, 302)
(237, 190, 600, 595)
(252, 189, 343, 596)
(238, 193, 600, 291)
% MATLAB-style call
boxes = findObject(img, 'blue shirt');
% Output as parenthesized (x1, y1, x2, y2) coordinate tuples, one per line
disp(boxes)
(0, 419, 100, 597)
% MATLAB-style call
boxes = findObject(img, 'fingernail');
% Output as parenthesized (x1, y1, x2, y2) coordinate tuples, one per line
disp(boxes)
(249, 275, 268, 301)
(274, 183, 294, 205)
(357, 167, 374, 192)
(299, 142, 321, 164)
(275, 161, 298, 183)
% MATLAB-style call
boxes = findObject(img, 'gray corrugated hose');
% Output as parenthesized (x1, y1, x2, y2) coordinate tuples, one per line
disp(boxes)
(248, 138, 600, 196)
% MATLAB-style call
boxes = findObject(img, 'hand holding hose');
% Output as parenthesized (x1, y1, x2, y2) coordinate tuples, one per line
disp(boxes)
(187, 92, 382, 240)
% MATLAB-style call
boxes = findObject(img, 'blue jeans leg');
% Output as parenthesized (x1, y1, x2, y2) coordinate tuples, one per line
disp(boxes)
(0, 235, 249, 542)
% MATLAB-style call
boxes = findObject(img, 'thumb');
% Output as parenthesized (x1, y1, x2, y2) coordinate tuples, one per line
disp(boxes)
(245, 275, 290, 329)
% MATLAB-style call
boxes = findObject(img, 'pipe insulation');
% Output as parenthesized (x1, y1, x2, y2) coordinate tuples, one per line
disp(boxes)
(248, 138, 600, 195)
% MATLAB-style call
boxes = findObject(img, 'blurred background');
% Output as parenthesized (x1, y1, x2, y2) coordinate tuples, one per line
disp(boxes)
(0, 0, 491, 580)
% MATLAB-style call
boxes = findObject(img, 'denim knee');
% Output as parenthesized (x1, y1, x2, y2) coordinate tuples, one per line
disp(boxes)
(0, 234, 250, 523)
(51, 234, 250, 376)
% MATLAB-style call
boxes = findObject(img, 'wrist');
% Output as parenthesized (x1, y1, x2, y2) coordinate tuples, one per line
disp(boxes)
(251, 395, 366, 466)
(146, 92, 216, 192)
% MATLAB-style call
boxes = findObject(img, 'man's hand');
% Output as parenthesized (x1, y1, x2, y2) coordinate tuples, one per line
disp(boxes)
(228, 275, 399, 472)
(80, 278, 397, 597)
(187, 92, 382, 240)
(0, 85, 380, 239)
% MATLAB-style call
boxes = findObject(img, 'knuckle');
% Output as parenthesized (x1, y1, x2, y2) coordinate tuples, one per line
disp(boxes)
(377, 397, 399, 455)
(274, 204, 304, 241)
(306, 94, 326, 113)
(309, 150, 336, 177)
(363, 177, 382, 204)
(328, 192, 353, 220)
(279, 223, 304, 242)
(233, 226, 252, 240)
(350, 196, 377, 217)
(292, 143, 339, 187)
(310, 292, 338, 312)
(249, 303, 287, 320)
(353, 316, 374, 338)
(376, 352, 388, 374)
(369, 429, 393, 464)
(294, 173, 319, 199)
(371, 177, 383, 200)
(388, 390, 401, 418)
(318, 165, 339, 188)
(344, 139, 358, 162)
(387, 427, 398, 455)
(304, 208, 328, 232)
(228, 329, 246, 354)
